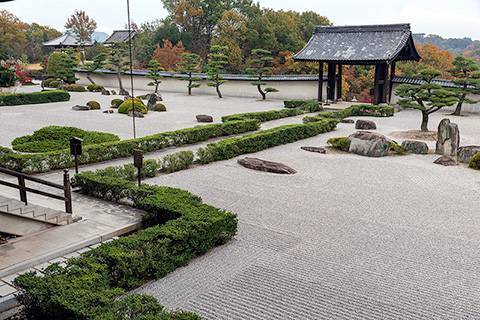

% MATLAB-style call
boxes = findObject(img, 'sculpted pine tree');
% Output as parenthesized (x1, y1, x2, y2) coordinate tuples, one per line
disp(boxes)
(445, 55, 480, 115)
(81, 53, 107, 84)
(106, 42, 130, 92)
(395, 69, 458, 131)
(207, 45, 228, 98)
(246, 48, 278, 100)
(146, 60, 164, 93)
(175, 52, 202, 95)
(56, 49, 78, 84)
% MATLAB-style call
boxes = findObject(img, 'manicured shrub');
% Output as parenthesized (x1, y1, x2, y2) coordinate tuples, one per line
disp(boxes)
(152, 103, 167, 112)
(118, 98, 148, 114)
(46, 80, 59, 88)
(303, 104, 394, 123)
(469, 152, 480, 170)
(161, 151, 194, 172)
(110, 98, 123, 108)
(11, 126, 119, 153)
(60, 84, 86, 92)
(390, 140, 407, 154)
(327, 137, 348, 151)
(197, 118, 338, 164)
(284, 100, 322, 112)
(0, 90, 70, 106)
(222, 108, 305, 123)
(42, 78, 56, 87)
(86, 84, 105, 92)
(111, 90, 117, 95)
(87, 100, 101, 110)
(46, 52, 68, 76)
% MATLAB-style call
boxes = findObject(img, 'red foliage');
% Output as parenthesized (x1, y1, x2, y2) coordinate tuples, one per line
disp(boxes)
(151, 40, 185, 71)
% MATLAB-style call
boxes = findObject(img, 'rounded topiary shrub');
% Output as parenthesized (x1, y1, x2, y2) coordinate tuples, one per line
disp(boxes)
(118, 98, 147, 114)
(469, 152, 480, 170)
(47, 80, 60, 88)
(152, 103, 167, 112)
(46, 52, 68, 76)
(61, 84, 86, 92)
(111, 90, 117, 95)
(110, 98, 123, 108)
(87, 101, 101, 110)
(327, 137, 348, 151)
(87, 84, 105, 92)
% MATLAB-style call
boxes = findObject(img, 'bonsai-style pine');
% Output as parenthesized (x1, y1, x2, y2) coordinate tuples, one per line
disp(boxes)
(175, 53, 202, 95)
(207, 45, 228, 98)
(56, 49, 78, 84)
(81, 53, 107, 85)
(445, 55, 480, 115)
(146, 60, 164, 93)
(395, 69, 458, 131)
(106, 41, 130, 92)
(246, 49, 278, 100)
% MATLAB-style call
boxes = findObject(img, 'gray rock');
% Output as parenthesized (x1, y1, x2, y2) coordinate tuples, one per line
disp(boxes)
(128, 111, 144, 118)
(103, 109, 114, 114)
(436, 118, 460, 156)
(146, 92, 163, 109)
(101, 90, 111, 95)
(346, 131, 391, 157)
(401, 140, 429, 154)
(457, 146, 480, 163)
(434, 156, 458, 166)
(301, 146, 326, 154)
(237, 157, 296, 174)
(355, 119, 377, 130)
(72, 105, 90, 111)
(340, 119, 354, 124)
(196, 114, 213, 123)
(119, 89, 129, 96)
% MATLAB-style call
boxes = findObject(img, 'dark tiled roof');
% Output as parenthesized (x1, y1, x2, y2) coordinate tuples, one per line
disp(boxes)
(43, 31, 93, 47)
(392, 76, 476, 88)
(293, 23, 421, 64)
(104, 30, 136, 43)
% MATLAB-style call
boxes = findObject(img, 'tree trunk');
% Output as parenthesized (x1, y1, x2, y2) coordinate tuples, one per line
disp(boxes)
(257, 84, 266, 100)
(117, 68, 123, 90)
(188, 78, 192, 95)
(421, 110, 429, 132)
(155, 83, 159, 93)
(452, 93, 466, 115)
(216, 75, 222, 98)
(86, 72, 95, 85)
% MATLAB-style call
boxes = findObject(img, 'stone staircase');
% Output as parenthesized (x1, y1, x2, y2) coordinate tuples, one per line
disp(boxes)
(0, 195, 81, 236)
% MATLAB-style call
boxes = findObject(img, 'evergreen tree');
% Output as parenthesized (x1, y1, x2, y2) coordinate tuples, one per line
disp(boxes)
(56, 49, 78, 84)
(106, 42, 130, 91)
(206, 45, 228, 98)
(395, 69, 458, 131)
(146, 60, 164, 93)
(246, 48, 278, 100)
(445, 55, 480, 115)
(175, 52, 202, 95)
(81, 53, 107, 84)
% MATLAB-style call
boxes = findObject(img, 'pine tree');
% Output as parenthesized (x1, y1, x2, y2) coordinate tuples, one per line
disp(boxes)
(445, 55, 480, 115)
(146, 60, 164, 93)
(396, 69, 458, 131)
(246, 48, 278, 100)
(81, 53, 107, 84)
(106, 42, 129, 91)
(56, 49, 78, 84)
(206, 45, 228, 98)
(175, 53, 202, 95)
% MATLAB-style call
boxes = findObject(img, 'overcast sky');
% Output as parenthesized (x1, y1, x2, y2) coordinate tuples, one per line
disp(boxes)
(3, 0, 480, 40)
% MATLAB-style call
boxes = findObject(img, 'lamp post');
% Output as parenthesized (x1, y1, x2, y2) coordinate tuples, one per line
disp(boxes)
(69, 137, 83, 174)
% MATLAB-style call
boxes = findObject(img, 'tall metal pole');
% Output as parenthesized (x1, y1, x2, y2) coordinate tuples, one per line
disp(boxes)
(126, 0, 136, 139)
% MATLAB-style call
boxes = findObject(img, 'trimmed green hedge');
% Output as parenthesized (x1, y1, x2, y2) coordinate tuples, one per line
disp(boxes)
(197, 118, 339, 164)
(14, 176, 230, 319)
(0, 90, 70, 106)
(284, 100, 322, 112)
(0, 119, 260, 173)
(303, 104, 394, 123)
(222, 107, 307, 123)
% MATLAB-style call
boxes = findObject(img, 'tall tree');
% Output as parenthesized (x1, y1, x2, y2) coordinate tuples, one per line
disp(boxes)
(175, 52, 202, 95)
(151, 39, 185, 71)
(445, 55, 480, 115)
(397, 43, 454, 78)
(0, 10, 28, 59)
(146, 60, 164, 93)
(106, 42, 130, 91)
(246, 49, 278, 100)
(207, 45, 228, 98)
(64, 10, 97, 43)
(395, 69, 458, 131)
(81, 53, 107, 84)
(56, 49, 78, 84)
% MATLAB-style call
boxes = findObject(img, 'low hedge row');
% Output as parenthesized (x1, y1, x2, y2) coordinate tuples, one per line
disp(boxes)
(0, 90, 70, 106)
(283, 100, 322, 112)
(222, 107, 311, 123)
(303, 104, 394, 123)
(14, 175, 235, 319)
(0, 119, 260, 173)
(197, 118, 339, 164)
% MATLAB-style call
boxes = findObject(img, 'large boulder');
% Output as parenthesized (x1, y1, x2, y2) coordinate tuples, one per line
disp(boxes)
(434, 156, 457, 166)
(237, 157, 296, 174)
(196, 114, 213, 123)
(355, 119, 377, 130)
(345, 131, 391, 157)
(72, 105, 90, 111)
(119, 89, 129, 96)
(457, 146, 480, 163)
(401, 140, 429, 154)
(128, 111, 144, 118)
(145, 92, 163, 110)
(301, 146, 326, 154)
(436, 118, 460, 156)
(101, 90, 111, 95)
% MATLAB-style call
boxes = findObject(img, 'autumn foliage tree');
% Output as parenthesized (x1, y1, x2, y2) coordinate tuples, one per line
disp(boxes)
(151, 39, 185, 71)
(64, 10, 97, 43)
(397, 43, 454, 78)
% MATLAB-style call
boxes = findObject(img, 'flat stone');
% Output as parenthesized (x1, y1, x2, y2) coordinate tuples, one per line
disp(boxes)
(401, 140, 429, 154)
(301, 146, 326, 154)
(346, 131, 391, 157)
(71, 105, 90, 111)
(128, 111, 144, 118)
(0, 284, 17, 297)
(457, 146, 480, 163)
(355, 119, 377, 130)
(436, 118, 460, 156)
(103, 109, 114, 114)
(119, 89, 129, 96)
(196, 114, 213, 123)
(434, 156, 458, 166)
(340, 119, 354, 124)
(237, 157, 296, 174)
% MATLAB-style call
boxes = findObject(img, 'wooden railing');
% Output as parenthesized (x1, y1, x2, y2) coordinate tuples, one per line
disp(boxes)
(0, 167, 72, 214)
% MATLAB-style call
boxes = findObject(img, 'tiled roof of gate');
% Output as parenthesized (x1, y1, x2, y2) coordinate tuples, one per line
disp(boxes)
(104, 30, 136, 43)
(293, 24, 421, 64)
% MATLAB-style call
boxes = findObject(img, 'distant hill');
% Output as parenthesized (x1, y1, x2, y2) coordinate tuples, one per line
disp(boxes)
(413, 33, 480, 56)
(92, 31, 109, 43)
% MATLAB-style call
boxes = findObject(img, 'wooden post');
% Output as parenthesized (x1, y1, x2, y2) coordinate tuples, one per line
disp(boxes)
(318, 61, 324, 102)
(373, 63, 388, 105)
(18, 176, 27, 205)
(327, 63, 336, 102)
(336, 64, 343, 101)
(388, 62, 396, 103)
(64, 169, 72, 214)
